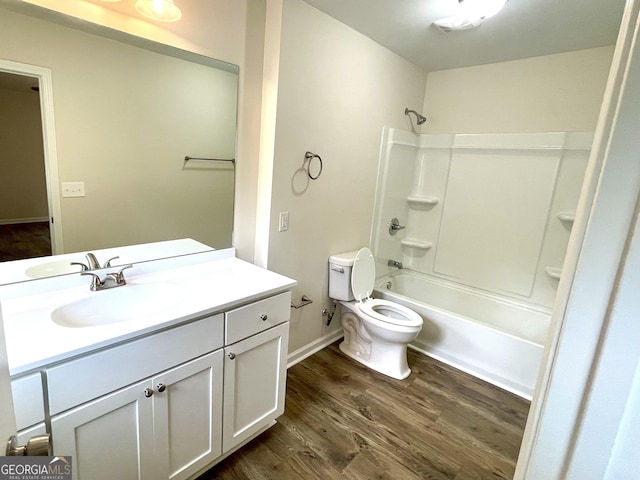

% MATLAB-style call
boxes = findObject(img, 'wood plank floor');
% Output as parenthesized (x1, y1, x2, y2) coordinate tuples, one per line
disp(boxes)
(199, 342, 530, 480)
(0, 222, 51, 261)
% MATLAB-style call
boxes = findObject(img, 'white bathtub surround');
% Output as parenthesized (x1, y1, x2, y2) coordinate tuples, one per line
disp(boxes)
(370, 129, 591, 397)
(372, 128, 593, 309)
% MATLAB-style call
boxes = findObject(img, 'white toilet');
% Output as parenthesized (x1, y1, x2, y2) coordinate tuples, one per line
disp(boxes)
(329, 247, 423, 380)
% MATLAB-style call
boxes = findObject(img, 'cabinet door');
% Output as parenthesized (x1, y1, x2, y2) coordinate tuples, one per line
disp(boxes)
(222, 322, 289, 452)
(51, 379, 156, 480)
(152, 350, 224, 480)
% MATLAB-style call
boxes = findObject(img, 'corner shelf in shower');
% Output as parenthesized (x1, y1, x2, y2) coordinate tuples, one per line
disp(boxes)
(544, 267, 562, 280)
(407, 195, 439, 207)
(400, 239, 433, 250)
(556, 211, 576, 224)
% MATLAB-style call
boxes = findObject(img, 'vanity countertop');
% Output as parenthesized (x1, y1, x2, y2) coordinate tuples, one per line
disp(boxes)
(1, 249, 296, 376)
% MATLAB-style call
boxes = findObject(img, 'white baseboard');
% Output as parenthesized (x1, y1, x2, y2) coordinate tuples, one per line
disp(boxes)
(287, 330, 344, 369)
(0, 217, 49, 226)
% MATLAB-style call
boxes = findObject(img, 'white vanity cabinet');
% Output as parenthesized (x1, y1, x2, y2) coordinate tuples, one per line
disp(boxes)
(39, 290, 292, 480)
(50, 350, 224, 480)
(223, 323, 289, 451)
(223, 292, 291, 452)
(11, 372, 47, 444)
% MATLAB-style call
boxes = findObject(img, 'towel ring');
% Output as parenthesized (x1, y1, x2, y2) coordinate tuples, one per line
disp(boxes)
(304, 151, 323, 180)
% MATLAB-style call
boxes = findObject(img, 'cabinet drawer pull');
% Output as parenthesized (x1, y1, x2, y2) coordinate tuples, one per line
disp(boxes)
(228, 352, 236, 360)
(260, 314, 268, 321)
(156, 383, 167, 393)
(144, 388, 154, 398)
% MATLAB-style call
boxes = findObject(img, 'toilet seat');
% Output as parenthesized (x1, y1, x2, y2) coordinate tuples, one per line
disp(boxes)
(351, 248, 423, 329)
(351, 247, 376, 302)
(359, 299, 423, 328)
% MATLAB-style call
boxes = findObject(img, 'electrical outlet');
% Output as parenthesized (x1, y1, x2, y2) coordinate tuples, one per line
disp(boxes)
(61, 182, 85, 198)
(279, 212, 289, 232)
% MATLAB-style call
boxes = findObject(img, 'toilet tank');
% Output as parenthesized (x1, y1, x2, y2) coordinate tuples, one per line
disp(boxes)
(328, 250, 359, 301)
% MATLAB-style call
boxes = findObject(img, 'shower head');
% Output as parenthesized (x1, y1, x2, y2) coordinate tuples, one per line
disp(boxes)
(404, 108, 427, 125)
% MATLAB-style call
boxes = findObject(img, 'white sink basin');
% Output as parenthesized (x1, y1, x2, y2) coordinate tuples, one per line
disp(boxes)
(25, 259, 84, 279)
(51, 284, 187, 328)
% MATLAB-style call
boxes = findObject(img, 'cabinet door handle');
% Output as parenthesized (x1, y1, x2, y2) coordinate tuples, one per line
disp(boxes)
(144, 387, 154, 397)
(260, 314, 268, 321)
(228, 352, 236, 360)
(156, 383, 167, 393)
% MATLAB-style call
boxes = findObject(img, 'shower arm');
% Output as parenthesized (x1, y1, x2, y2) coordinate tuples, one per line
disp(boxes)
(404, 107, 427, 125)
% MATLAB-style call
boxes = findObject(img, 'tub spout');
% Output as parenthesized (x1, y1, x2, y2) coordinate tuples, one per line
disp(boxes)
(388, 259, 403, 269)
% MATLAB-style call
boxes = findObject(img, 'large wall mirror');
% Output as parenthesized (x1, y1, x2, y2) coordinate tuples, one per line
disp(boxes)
(0, 4, 238, 277)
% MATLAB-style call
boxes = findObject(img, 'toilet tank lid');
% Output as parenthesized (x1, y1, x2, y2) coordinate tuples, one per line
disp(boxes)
(329, 250, 360, 267)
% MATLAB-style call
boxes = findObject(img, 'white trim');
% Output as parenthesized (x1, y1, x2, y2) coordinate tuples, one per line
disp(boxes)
(253, 0, 283, 268)
(0, 217, 49, 225)
(0, 59, 63, 254)
(515, 1, 640, 478)
(287, 330, 343, 369)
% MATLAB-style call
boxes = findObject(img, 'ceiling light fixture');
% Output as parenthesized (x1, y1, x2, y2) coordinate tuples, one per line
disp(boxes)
(434, 0, 507, 32)
(134, 0, 182, 22)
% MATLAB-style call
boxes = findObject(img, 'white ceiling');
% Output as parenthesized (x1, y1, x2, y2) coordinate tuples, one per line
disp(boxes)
(301, 0, 626, 72)
(4, 0, 627, 75)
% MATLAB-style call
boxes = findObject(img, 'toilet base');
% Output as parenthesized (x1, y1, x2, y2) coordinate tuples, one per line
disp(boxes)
(339, 339, 411, 380)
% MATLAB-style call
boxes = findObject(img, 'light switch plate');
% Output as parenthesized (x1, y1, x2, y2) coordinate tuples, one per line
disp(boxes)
(279, 212, 289, 232)
(61, 182, 85, 198)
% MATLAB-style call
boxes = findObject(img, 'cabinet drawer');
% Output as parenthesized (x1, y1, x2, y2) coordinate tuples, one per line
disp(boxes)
(47, 314, 224, 415)
(11, 372, 45, 430)
(225, 292, 291, 345)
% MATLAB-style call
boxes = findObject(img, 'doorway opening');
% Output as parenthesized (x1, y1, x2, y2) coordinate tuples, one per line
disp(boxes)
(0, 60, 62, 261)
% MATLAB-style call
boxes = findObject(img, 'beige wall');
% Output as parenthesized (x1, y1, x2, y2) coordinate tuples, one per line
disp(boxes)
(423, 46, 614, 134)
(0, 8, 238, 253)
(0, 88, 48, 222)
(0, 2, 617, 358)
(267, 0, 428, 354)
(1, 0, 265, 261)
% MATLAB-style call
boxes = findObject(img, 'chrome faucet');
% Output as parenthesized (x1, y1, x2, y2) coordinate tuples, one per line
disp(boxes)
(388, 259, 403, 269)
(85, 253, 101, 270)
(82, 265, 133, 291)
(72, 253, 121, 271)
(72, 253, 133, 291)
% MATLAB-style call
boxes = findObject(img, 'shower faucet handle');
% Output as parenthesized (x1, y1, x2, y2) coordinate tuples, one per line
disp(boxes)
(388, 217, 406, 236)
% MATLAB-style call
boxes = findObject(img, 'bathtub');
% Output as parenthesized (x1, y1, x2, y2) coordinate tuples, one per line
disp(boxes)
(375, 271, 550, 399)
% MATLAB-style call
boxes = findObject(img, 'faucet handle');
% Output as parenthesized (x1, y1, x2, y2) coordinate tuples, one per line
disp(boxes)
(108, 264, 133, 285)
(388, 217, 406, 236)
(70, 262, 89, 272)
(104, 256, 120, 268)
(80, 271, 104, 291)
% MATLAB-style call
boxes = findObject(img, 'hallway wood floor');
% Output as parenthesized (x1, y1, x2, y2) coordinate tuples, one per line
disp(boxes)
(0, 222, 51, 261)
(199, 342, 530, 480)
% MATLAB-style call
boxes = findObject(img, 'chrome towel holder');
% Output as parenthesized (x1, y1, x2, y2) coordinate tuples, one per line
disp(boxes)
(304, 151, 323, 180)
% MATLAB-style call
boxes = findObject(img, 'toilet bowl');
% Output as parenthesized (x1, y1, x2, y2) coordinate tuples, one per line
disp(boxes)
(329, 248, 423, 380)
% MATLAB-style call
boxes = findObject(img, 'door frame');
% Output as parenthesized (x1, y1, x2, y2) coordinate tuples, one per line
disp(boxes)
(514, 0, 640, 477)
(0, 59, 63, 254)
